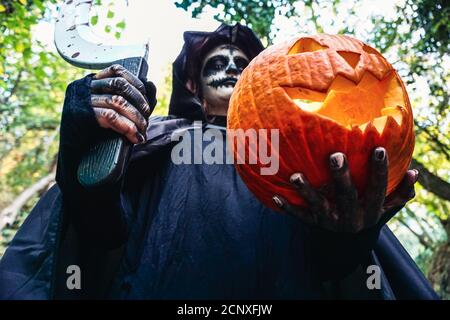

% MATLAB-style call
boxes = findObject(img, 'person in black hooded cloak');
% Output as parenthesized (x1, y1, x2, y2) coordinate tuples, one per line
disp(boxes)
(0, 24, 439, 300)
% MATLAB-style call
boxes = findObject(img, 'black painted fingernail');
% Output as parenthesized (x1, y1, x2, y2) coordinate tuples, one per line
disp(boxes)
(290, 173, 304, 185)
(272, 196, 283, 208)
(136, 132, 145, 144)
(374, 148, 385, 161)
(330, 153, 344, 169)
(412, 169, 419, 183)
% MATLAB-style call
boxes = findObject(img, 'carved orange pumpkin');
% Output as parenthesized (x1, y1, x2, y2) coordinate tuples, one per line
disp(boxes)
(227, 34, 414, 210)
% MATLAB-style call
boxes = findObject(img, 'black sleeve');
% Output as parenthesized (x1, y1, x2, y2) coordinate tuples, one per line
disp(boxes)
(308, 205, 404, 281)
(56, 75, 127, 249)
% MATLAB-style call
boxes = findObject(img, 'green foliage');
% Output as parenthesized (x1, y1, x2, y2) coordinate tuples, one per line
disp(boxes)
(153, 64, 172, 116)
(0, 0, 83, 250)
(89, 0, 126, 39)
(176, 0, 299, 44)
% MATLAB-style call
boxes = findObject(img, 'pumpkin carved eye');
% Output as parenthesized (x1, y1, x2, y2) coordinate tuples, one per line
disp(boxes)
(288, 38, 328, 54)
(336, 51, 360, 68)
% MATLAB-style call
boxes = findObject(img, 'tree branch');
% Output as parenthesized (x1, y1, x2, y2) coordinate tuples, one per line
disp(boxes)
(0, 69, 24, 106)
(411, 158, 450, 201)
(414, 120, 450, 161)
(397, 216, 432, 248)
(404, 206, 435, 243)
(0, 173, 55, 230)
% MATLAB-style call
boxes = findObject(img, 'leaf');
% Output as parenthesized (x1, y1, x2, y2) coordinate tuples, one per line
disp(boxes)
(0, 4, 6, 12)
(91, 15, 98, 26)
(107, 10, 114, 19)
(114, 32, 121, 39)
(18, 0, 27, 5)
(14, 42, 25, 53)
(116, 20, 126, 29)
(35, 68, 46, 79)
(104, 25, 111, 33)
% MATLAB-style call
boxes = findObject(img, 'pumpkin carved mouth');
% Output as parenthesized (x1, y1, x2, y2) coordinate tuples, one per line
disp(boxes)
(282, 70, 406, 134)
(281, 36, 406, 134)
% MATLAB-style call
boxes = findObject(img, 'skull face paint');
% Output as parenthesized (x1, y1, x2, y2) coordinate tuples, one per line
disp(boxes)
(200, 45, 249, 116)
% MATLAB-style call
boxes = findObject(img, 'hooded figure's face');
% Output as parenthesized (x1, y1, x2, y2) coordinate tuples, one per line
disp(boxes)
(200, 44, 249, 116)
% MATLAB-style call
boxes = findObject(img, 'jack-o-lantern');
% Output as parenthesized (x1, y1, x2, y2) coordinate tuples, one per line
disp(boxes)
(227, 34, 414, 210)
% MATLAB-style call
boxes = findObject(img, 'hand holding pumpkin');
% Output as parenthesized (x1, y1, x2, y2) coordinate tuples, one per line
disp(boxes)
(228, 34, 416, 230)
(272, 147, 418, 233)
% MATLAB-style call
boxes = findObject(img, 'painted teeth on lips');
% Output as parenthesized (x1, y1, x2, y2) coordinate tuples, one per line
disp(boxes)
(208, 77, 238, 88)
(222, 78, 237, 86)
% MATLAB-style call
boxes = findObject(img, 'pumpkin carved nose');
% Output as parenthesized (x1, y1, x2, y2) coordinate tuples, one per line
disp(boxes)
(337, 51, 360, 69)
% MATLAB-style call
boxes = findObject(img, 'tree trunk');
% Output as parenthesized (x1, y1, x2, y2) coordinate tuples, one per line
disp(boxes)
(427, 241, 450, 300)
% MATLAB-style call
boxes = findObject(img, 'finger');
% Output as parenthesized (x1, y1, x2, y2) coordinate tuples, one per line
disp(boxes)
(385, 169, 418, 208)
(93, 107, 145, 144)
(93, 64, 147, 97)
(91, 94, 147, 134)
(329, 152, 361, 232)
(289, 173, 330, 218)
(364, 147, 388, 226)
(272, 195, 315, 225)
(91, 77, 151, 118)
(144, 80, 157, 110)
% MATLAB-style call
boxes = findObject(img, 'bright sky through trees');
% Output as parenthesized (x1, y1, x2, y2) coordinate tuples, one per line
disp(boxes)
(34, 0, 419, 86)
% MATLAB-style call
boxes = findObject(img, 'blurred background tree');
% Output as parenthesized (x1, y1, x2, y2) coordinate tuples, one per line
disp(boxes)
(0, 0, 82, 247)
(0, 0, 449, 299)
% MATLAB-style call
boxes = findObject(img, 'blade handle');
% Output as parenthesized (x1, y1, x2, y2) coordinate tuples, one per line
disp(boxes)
(77, 56, 148, 188)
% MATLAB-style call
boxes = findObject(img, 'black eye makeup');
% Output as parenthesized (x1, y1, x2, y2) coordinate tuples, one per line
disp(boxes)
(203, 55, 229, 77)
(234, 57, 249, 71)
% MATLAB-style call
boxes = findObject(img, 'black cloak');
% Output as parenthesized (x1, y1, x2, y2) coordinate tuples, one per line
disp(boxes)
(0, 24, 439, 300)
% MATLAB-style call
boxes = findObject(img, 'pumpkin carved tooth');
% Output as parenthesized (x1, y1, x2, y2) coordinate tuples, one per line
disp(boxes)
(357, 110, 404, 135)
(358, 122, 369, 132)
(327, 74, 356, 92)
(381, 106, 404, 125)
(228, 34, 414, 210)
(373, 116, 389, 134)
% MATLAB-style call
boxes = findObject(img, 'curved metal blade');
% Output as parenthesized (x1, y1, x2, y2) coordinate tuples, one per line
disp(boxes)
(54, 0, 148, 70)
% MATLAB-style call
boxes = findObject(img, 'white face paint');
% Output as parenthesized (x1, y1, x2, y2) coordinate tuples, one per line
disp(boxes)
(200, 45, 249, 116)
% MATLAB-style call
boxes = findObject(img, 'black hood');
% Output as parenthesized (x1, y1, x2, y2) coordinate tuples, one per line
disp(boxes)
(168, 23, 265, 120)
